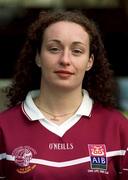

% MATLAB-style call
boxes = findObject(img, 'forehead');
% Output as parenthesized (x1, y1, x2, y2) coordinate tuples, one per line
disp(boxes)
(43, 21, 90, 44)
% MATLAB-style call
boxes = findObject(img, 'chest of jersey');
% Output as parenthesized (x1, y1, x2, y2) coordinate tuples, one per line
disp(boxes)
(3, 114, 121, 180)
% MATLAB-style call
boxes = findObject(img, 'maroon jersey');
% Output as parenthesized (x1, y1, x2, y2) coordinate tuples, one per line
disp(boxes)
(0, 103, 128, 179)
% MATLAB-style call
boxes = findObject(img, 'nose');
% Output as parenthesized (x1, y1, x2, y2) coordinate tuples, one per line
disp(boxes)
(59, 49, 71, 66)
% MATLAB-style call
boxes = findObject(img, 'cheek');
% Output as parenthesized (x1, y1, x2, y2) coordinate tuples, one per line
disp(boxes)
(75, 61, 90, 79)
(40, 59, 56, 76)
(75, 66, 86, 81)
(40, 54, 51, 69)
(40, 51, 58, 67)
(76, 61, 88, 72)
(80, 57, 92, 72)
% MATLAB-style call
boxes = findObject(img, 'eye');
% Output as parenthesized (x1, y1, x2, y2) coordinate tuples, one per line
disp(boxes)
(72, 49, 83, 56)
(49, 47, 62, 54)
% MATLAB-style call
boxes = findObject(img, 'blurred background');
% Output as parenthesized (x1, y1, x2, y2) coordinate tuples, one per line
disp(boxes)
(0, 0, 128, 117)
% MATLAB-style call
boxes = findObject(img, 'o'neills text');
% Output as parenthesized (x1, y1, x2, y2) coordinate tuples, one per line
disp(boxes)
(49, 143, 74, 150)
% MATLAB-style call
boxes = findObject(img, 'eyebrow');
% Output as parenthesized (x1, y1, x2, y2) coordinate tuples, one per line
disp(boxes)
(72, 41, 87, 46)
(47, 39, 87, 46)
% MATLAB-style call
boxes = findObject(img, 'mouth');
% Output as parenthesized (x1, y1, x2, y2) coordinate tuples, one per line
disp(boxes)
(54, 70, 74, 75)
(54, 70, 74, 79)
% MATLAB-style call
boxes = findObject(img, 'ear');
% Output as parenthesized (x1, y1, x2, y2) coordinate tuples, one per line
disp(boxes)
(35, 53, 41, 67)
(86, 54, 94, 71)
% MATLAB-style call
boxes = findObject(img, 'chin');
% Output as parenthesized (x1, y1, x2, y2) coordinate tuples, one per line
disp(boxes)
(53, 82, 80, 91)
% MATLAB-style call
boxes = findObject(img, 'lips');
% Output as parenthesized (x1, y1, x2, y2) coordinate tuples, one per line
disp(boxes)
(54, 70, 74, 79)
(54, 70, 74, 75)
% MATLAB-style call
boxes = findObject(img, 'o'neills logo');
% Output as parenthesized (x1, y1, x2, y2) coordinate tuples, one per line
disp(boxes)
(49, 143, 74, 150)
(12, 146, 37, 174)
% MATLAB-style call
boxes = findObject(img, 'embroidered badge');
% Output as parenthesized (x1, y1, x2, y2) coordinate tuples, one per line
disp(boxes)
(12, 146, 37, 174)
(88, 144, 107, 170)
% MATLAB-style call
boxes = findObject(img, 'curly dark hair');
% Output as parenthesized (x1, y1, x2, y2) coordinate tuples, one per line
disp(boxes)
(7, 9, 116, 107)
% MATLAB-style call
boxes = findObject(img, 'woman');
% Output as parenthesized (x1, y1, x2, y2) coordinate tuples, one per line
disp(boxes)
(0, 10, 128, 180)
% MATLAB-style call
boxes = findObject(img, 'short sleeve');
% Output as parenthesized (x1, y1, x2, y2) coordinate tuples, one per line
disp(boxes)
(118, 115, 128, 179)
(0, 125, 6, 179)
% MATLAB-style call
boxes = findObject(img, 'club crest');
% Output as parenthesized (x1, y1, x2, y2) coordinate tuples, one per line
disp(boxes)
(12, 146, 37, 174)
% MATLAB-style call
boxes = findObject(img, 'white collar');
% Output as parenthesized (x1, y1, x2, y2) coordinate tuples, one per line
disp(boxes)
(22, 89, 93, 121)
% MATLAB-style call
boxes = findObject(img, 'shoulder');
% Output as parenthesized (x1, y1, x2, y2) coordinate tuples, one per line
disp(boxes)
(92, 103, 128, 124)
(91, 103, 128, 147)
(0, 105, 22, 124)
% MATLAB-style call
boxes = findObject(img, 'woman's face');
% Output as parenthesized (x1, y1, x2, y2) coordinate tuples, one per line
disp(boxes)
(37, 21, 93, 91)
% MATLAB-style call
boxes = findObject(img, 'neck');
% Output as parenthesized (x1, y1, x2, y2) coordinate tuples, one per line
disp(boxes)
(35, 84, 83, 115)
